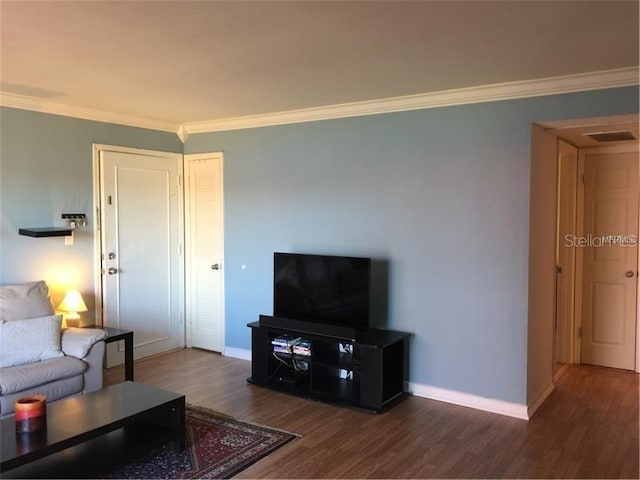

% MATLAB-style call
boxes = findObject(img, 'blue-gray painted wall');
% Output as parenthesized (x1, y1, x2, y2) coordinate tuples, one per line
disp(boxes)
(0, 107, 183, 312)
(1, 87, 637, 404)
(184, 87, 638, 404)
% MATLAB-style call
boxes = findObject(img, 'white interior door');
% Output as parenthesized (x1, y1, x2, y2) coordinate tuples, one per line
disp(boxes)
(580, 147, 638, 370)
(185, 153, 224, 352)
(99, 147, 184, 364)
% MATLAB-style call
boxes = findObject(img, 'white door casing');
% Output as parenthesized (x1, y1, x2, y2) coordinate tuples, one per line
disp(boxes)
(94, 145, 184, 364)
(185, 153, 225, 352)
(579, 146, 638, 370)
(555, 140, 578, 365)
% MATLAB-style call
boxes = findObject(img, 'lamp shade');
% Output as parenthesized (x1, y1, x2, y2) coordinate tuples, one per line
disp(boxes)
(57, 290, 88, 320)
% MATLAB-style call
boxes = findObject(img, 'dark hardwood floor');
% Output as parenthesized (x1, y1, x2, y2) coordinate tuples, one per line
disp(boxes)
(104, 348, 639, 479)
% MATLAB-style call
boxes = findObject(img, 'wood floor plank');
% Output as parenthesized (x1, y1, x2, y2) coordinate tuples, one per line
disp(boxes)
(104, 349, 639, 478)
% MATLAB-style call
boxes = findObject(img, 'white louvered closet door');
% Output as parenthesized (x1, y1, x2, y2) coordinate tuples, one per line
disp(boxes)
(185, 153, 224, 352)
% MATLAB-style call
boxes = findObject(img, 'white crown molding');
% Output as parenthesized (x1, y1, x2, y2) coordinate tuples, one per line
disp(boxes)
(409, 382, 529, 420)
(176, 124, 190, 143)
(184, 67, 639, 135)
(0, 91, 180, 136)
(2, 67, 636, 140)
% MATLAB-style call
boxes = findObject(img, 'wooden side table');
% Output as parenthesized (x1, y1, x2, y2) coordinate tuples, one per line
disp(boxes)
(85, 325, 134, 381)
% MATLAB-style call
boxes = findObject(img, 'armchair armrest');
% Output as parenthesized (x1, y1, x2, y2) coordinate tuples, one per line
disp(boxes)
(61, 327, 107, 359)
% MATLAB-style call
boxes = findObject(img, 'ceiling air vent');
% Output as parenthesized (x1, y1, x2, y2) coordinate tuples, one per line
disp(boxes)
(584, 131, 637, 142)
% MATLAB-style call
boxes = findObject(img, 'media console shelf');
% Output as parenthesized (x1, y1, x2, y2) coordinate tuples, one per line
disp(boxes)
(247, 316, 410, 412)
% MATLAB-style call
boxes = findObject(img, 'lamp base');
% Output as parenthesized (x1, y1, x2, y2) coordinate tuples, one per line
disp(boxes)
(65, 318, 80, 328)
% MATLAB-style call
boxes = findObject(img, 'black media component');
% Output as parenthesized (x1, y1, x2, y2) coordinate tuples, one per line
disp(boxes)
(273, 252, 371, 330)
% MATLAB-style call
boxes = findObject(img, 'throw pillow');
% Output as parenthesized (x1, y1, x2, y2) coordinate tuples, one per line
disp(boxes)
(0, 314, 65, 368)
(0, 280, 55, 321)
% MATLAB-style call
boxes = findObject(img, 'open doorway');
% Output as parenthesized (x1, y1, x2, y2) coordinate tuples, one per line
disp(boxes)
(543, 115, 640, 376)
(527, 114, 639, 416)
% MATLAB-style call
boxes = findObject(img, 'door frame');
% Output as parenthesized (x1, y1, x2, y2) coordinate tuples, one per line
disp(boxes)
(528, 116, 639, 415)
(572, 143, 640, 371)
(91, 144, 185, 340)
(555, 140, 578, 366)
(183, 152, 225, 351)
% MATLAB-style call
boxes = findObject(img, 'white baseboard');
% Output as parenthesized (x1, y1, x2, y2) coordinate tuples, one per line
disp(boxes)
(553, 364, 570, 384)
(221, 349, 530, 419)
(527, 381, 555, 419)
(409, 382, 529, 420)
(223, 346, 252, 361)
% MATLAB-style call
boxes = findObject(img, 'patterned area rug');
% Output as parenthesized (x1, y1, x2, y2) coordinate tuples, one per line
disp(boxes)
(98, 405, 298, 479)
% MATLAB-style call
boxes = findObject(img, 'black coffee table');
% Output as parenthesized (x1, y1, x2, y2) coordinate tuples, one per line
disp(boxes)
(1, 382, 185, 476)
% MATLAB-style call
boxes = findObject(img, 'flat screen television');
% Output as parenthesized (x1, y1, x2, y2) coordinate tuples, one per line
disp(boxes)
(273, 252, 371, 330)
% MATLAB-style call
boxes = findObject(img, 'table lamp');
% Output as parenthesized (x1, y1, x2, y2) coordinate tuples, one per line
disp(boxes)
(57, 289, 88, 326)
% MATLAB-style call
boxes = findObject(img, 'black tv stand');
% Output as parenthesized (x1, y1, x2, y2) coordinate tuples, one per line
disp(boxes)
(247, 316, 410, 412)
(258, 315, 358, 341)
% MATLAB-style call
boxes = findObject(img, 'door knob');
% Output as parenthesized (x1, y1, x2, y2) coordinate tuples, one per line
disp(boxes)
(211, 264, 220, 270)
(108, 267, 118, 275)
(626, 270, 635, 278)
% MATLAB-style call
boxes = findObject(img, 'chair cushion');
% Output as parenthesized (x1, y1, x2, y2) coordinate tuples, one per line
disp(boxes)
(0, 356, 88, 394)
(0, 314, 64, 368)
(0, 280, 54, 321)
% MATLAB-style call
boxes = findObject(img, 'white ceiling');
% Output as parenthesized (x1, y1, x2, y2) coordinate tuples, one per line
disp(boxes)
(1, 1, 638, 127)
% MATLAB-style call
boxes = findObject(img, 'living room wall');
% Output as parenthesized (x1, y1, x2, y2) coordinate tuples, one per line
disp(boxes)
(184, 86, 638, 405)
(0, 106, 183, 313)
(1, 86, 637, 407)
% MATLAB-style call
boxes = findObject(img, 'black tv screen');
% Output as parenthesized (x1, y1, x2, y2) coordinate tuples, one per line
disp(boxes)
(273, 253, 371, 329)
